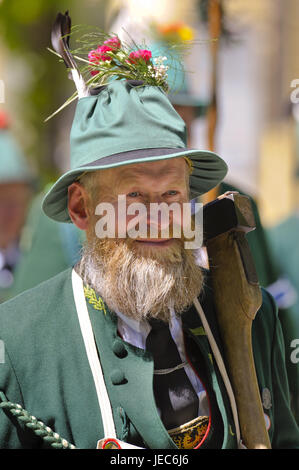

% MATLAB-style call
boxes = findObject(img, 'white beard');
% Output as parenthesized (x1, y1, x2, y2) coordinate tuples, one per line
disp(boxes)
(78, 238, 205, 323)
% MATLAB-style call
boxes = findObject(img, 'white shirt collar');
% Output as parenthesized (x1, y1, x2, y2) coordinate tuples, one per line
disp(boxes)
(115, 307, 180, 351)
(116, 309, 150, 335)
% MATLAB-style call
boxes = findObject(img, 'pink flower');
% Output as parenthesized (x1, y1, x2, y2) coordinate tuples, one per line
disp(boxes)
(88, 44, 115, 75)
(88, 49, 100, 63)
(88, 45, 113, 65)
(95, 45, 113, 61)
(103, 36, 121, 51)
(88, 50, 100, 75)
(128, 49, 152, 64)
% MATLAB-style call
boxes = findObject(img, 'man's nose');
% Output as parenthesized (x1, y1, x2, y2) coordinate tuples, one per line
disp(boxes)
(148, 204, 176, 237)
(144, 193, 164, 205)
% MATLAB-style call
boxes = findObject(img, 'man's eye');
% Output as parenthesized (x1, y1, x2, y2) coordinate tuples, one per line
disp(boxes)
(127, 191, 140, 198)
(165, 190, 178, 196)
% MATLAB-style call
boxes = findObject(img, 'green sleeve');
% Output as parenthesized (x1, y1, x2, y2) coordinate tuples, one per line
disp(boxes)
(268, 296, 299, 448)
(0, 341, 40, 448)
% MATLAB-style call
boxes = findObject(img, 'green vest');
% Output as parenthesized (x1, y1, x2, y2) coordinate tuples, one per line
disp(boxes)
(0, 268, 298, 449)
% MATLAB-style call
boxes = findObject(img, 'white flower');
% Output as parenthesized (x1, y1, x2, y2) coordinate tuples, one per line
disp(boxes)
(153, 56, 167, 66)
(152, 63, 169, 80)
(115, 51, 126, 60)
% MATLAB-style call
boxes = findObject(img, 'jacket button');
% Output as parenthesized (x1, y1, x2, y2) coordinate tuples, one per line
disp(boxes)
(110, 369, 127, 385)
(112, 339, 127, 358)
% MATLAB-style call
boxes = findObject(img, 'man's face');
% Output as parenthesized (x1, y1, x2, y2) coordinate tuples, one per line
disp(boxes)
(86, 156, 190, 252)
(0, 182, 31, 249)
(76, 157, 203, 322)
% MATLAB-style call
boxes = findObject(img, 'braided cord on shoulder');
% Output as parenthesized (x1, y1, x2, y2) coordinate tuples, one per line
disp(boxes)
(0, 391, 76, 449)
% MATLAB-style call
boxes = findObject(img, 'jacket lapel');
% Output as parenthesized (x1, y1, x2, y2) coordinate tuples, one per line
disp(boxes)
(85, 295, 177, 449)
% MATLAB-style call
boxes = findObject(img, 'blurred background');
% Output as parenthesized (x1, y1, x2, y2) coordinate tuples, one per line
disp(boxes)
(0, 0, 298, 421)
(1, 0, 299, 222)
(0, 0, 299, 285)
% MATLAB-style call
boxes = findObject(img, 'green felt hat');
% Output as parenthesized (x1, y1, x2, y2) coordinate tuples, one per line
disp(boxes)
(42, 80, 227, 223)
(0, 128, 34, 185)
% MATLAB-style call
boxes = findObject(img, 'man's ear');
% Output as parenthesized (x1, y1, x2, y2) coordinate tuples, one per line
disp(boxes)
(68, 182, 91, 231)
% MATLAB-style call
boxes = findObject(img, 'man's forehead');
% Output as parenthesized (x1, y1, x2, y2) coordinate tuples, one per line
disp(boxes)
(101, 157, 187, 182)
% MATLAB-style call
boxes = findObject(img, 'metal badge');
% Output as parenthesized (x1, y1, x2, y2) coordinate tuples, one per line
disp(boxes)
(262, 388, 272, 410)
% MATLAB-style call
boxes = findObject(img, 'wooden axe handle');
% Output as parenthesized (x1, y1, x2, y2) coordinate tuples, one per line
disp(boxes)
(204, 193, 271, 448)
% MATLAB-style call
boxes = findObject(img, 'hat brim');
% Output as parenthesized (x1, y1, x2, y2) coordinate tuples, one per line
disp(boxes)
(42, 147, 227, 223)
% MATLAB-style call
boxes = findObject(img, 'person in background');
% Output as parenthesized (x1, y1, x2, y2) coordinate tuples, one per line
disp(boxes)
(10, 186, 84, 298)
(0, 111, 34, 303)
(265, 104, 299, 422)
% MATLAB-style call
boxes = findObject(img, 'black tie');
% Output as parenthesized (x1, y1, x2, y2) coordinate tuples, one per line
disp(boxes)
(145, 318, 199, 430)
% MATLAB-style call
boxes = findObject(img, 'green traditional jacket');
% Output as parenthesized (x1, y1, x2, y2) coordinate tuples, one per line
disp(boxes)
(0, 268, 298, 449)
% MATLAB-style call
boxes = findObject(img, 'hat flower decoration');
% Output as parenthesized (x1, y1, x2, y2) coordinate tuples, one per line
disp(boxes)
(42, 11, 227, 223)
(46, 12, 186, 120)
(86, 36, 169, 87)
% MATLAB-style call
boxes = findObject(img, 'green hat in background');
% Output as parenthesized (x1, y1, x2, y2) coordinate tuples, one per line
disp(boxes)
(42, 12, 227, 223)
(0, 112, 34, 185)
(150, 41, 208, 118)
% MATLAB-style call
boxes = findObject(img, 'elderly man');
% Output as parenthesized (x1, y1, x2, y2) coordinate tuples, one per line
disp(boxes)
(0, 15, 298, 449)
